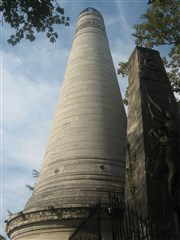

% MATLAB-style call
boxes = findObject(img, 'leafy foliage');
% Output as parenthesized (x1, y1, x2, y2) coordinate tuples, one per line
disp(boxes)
(118, 0, 180, 105)
(1, 0, 70, 45)
(117, 61, 128, 77)
(147, 0, 166, 5)
(133, 0, 180, 93)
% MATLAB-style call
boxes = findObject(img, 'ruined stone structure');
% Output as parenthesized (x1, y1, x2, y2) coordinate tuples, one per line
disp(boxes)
(126, 47, 180, 239)
(6, 8, 127, 240)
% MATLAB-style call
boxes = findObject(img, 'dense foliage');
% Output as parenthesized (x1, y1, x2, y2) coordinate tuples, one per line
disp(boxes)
(118, 0, 180, 104)
(0, 0, 70, 45)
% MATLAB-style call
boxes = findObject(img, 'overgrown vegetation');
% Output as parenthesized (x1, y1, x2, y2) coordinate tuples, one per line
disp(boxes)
(0, 0, 69, 45)
(118, 0, 180, 105)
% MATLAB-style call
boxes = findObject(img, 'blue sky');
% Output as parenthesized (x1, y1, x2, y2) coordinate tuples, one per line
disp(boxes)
(0, 0, 170, 238)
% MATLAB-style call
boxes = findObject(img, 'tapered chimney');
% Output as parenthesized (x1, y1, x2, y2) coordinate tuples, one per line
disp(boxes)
(6, 8, 126, 240)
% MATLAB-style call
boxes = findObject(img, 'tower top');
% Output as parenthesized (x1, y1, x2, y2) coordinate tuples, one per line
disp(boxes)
(76, 7, 104, 34)
(79, 7, 102, 17)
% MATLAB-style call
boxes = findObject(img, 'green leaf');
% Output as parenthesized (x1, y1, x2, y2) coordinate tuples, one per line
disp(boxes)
(56, 6, 64, 15)
(47, 32, 51, 38)
(50, 36, 56, 43)
(54, 32, 58, 38)
(117, 61, 128, 77)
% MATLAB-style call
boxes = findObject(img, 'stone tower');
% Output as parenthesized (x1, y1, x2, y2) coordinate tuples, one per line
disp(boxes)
(126, 47, 180, 238)
(6, 8, 126, 240)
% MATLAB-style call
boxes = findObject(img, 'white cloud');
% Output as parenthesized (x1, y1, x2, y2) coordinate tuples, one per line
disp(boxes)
(114, 1, 132, 41)
(2, 174, 34, 213)
(2, 67, 58, 125)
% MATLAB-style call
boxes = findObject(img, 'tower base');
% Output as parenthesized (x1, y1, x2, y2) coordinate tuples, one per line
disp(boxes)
(6, 207, 112, 240)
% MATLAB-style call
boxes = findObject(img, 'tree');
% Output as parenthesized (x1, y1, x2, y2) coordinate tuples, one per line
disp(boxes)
(0, 0, 70, 46)
(118, 0, 180, 104)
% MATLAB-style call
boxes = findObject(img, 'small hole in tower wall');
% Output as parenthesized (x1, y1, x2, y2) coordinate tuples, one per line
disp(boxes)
(54, 168, 59, 174)
(100, 165, 105, 170)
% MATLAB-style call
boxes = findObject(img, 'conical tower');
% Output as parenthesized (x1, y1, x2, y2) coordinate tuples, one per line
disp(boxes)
(6, 8, 126, 240)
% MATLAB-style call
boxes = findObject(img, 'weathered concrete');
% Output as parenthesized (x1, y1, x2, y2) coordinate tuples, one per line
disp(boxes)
(6, 8, 127, 239)
(126, 46, 179, 238)
(24, 7, 126, 212)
